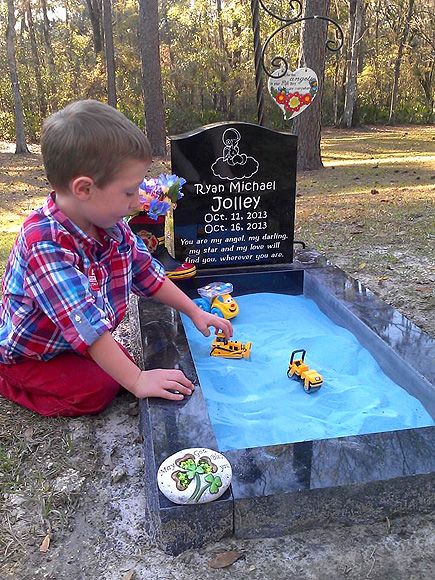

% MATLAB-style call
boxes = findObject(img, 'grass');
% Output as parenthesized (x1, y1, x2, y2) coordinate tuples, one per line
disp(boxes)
(293, 126, 434, 335)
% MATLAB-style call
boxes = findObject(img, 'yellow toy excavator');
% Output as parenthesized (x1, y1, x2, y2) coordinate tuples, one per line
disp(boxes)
(287, 349, 323, 393)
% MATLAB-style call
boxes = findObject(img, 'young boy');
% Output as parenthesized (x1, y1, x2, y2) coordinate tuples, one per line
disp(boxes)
(0, 100, 232, 417)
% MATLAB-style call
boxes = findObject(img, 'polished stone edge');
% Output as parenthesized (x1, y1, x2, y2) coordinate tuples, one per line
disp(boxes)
(225, 426, 435, 500)
(137, 398, 165, 546)
(158, 493, 234, 554)
(138, 399, 234, 554)
(131, 297, 234, 554)
(128, 295, 145, 370)
(304, 267, 435, 417)
(233, 472, 435, 540)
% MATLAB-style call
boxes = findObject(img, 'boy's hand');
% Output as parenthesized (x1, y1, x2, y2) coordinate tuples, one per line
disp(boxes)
(152, 278, 233, 339)
(190, 309, 233, 339)
(131, 369, 194, 401)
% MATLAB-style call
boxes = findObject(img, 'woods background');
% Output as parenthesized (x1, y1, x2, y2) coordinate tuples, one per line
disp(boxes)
(0, 0, 434, 149)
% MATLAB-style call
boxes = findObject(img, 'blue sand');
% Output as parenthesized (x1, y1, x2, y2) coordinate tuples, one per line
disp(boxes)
(181, 293, 434, 451)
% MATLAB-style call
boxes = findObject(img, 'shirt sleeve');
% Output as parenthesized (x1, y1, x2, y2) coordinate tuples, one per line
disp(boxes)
(130, 232, 166, 297)
(23, 241, 112, 354)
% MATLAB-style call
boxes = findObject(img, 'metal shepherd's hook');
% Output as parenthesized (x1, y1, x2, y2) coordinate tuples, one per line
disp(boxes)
(250, 0, 344, 125)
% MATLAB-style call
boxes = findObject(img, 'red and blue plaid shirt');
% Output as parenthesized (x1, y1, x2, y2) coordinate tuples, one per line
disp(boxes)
(0, 193, 165, 363)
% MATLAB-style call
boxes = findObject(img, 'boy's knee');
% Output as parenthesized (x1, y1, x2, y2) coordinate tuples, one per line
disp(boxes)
(65, 379, 122, 416)
(37, 378, 122, 418)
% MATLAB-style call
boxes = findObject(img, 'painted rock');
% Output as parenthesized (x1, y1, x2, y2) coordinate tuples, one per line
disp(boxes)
(157, 447, 232, 505)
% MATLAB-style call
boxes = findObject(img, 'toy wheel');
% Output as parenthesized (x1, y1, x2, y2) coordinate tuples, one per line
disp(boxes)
(210, 307, 224, 318)
(304, 384, 320, 393)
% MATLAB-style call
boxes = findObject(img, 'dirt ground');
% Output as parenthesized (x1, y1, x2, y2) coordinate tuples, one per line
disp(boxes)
(0, 126, 434, 579)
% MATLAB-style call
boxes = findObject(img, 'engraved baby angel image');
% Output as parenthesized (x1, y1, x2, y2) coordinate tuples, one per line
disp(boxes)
(211, 128, 259, 180)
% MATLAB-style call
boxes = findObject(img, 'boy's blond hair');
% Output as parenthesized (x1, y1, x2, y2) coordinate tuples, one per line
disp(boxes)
(41, 100, 152, 191)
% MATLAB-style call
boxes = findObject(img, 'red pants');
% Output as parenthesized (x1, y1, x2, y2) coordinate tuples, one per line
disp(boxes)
(0, 345, 131, 417)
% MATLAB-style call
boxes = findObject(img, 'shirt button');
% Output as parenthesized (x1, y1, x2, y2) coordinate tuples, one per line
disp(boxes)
(75, 315, 81, 322)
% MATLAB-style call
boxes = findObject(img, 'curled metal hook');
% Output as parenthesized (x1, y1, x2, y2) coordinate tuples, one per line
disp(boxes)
(258, 0, 303, 22)
(250, 0, 344, 124)
(261, 14, 344, 79)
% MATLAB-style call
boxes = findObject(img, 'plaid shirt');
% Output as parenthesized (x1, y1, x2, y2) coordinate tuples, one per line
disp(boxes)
(0, 193, 165, 363)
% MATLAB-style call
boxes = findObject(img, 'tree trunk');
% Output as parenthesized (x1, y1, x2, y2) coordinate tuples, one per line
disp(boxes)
(292, 0, 330, 171)
(333, 51, 341, 126)
(216, 0, 229, 114)
(6, 0, 29, 154)
(138, 0, 167, 156)
(161, 0, 175, 66)
(40, 0, 57, 109)
(388, 0, 415, 124)
(102, 0, 117, 107)
(418, 65, 434, 123)
(85, 0, 103, 56)
(26, 0, 47, 118)
(341, 0, 364, 128)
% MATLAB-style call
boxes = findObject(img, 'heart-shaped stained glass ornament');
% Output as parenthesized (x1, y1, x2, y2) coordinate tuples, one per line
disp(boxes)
(268, 67, 319, 120)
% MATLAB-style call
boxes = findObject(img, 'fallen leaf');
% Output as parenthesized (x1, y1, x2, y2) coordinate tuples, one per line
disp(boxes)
(128, 402, 139, 416)
(23, 427, 34, 441)
(357, 262, 366, 270)
(209, 550, 244, 569)
(39, 534, 51, 553)
(122, 571, 135, 580)
(111, 465, 126, 483)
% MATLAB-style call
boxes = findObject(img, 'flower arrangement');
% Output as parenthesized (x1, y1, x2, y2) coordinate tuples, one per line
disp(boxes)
(272, 78, 318, 115)
(137, 173, 186, 220)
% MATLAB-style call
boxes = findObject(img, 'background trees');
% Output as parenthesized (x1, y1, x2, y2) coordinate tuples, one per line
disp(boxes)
(0, 0, 433, 147)
(292, 0, 331, 170)
(5, 0, 29, 153)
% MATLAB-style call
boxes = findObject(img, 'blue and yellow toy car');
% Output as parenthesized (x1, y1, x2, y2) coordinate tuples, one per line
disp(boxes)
(193, 282, 239, 320)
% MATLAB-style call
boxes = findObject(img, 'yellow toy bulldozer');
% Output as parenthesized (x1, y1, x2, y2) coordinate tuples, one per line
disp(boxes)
(287, 349, 323, 393)
(210, 332, 252, 359)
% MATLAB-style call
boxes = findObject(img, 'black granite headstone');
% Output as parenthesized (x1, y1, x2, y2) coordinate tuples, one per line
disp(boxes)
(171, 122, 297, 269)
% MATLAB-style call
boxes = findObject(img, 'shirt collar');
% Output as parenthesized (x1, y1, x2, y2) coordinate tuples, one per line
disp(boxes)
(42, 192, 123, 245)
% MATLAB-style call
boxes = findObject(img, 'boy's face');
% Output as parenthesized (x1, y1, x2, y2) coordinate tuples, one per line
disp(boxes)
(78, 159, 150, 231)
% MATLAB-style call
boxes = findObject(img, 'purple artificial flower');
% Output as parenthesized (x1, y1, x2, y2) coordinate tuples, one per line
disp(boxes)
(148, 198, 171, 220)
(158, 174, 186, 203)
(133, 174, 186, 219)
(139, 178, 161, 198)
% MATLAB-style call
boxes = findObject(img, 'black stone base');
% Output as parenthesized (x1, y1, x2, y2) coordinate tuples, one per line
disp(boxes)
(130, 251, 435, 555)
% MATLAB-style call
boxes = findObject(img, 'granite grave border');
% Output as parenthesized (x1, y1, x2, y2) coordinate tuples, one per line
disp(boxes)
(130, 254, 435, 555)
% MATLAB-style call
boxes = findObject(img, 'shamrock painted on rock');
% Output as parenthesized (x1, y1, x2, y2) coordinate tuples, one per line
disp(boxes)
(171, 453, 216, 490)
(204, 474, 222, 494)
(158, 448, 233, 505)
(171, 453, 221, 502)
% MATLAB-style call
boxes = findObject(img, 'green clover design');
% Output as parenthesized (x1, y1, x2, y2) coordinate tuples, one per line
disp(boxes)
(171, 453, 218, 498)
(204, 474, 222, 494)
